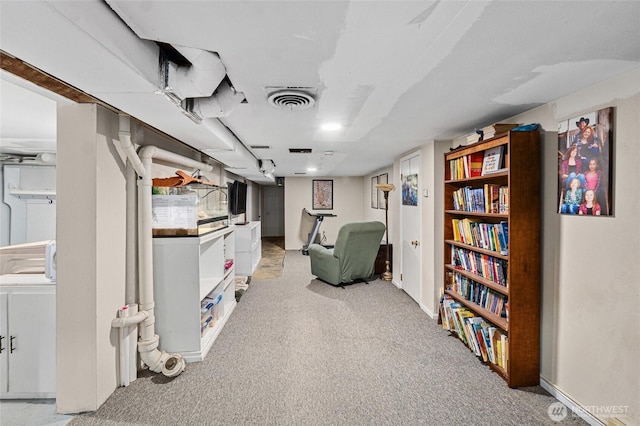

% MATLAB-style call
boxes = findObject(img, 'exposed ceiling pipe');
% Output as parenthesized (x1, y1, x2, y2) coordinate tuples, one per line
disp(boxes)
(191, 80, 245, 118)
(167, 46, 226, 100)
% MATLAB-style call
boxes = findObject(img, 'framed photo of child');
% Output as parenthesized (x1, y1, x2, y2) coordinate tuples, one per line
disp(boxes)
(557, 107, 614, 216)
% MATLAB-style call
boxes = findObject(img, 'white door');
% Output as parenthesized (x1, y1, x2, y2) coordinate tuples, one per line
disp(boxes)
(400, 153, 422, 304)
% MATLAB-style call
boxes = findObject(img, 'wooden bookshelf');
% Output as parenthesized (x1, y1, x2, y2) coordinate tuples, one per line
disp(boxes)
(441, 130, 540, 388)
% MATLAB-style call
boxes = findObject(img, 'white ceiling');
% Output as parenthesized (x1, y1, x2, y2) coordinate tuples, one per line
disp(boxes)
(1, 1, 639, 183)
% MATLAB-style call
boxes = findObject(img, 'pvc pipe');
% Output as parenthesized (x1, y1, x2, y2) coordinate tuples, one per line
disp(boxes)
(118, 306, 130, 387)
(138, 145, 213, 173)
(125, 160, 137, 305)
(118, 115, 146, 178)
(113, 116, 190, 378)
(126, 304, 138, 383)
(111, 309, 148, 328)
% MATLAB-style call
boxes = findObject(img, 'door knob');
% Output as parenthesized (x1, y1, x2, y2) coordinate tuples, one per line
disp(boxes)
(411, 240, 420, 247)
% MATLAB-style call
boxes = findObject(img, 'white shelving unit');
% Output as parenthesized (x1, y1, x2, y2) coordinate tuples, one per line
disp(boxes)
(0, 275, 56, 399)
(235, 221, 261, 276)
(152, 227, 236, 362)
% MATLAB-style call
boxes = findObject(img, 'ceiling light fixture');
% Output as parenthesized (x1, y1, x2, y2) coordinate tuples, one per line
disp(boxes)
(321, 122, 342, 131)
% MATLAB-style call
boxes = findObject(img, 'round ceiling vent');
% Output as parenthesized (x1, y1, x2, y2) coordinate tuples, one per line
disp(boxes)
(267, 90, 315, 111)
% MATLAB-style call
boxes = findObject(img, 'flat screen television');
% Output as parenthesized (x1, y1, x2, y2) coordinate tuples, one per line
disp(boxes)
(229, 180, 247, 215)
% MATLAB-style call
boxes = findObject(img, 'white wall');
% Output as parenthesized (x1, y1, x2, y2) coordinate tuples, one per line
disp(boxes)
(520, 69, 639, 425)
(284, 176, 365, 250)
(422, 68, 640, 425)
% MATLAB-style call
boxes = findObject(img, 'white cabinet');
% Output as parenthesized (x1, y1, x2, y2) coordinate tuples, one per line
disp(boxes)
(152, 227, 236, 362)
(0, 275, 56, 399)
(235, 221, 261, 276)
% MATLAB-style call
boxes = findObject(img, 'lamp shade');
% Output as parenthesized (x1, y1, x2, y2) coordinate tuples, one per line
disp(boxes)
(375, 183, 395, 192)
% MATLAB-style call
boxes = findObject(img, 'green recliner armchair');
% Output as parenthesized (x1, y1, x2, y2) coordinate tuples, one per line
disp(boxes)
(309, 221, 386, 286)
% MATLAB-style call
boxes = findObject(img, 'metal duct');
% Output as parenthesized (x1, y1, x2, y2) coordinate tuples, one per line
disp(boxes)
(164, 46, 226, 100)
(190, 80, 245, 118)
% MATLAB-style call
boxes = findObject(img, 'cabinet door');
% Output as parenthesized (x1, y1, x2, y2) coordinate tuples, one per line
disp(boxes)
(0, 293, 8, 393)
(8, 292, 56, 394)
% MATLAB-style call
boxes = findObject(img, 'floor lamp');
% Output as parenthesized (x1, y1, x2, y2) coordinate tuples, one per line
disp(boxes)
(375, 183, 395, 281)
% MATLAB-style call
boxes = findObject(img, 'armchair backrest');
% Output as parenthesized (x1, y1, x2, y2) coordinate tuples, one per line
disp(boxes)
(333, 221, 386, 283)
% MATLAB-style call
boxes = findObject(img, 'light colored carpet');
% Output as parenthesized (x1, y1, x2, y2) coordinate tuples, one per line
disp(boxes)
(69, 251, 585, 425)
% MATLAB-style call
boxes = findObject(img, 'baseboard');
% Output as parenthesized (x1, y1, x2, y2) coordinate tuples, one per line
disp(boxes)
(540, 377, 607, 426)
(420, 303, 437, 319)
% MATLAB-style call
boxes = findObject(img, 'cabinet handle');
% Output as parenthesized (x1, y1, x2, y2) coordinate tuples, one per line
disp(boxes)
(10, 335, 16, 353)
(0, 335, 4, 354)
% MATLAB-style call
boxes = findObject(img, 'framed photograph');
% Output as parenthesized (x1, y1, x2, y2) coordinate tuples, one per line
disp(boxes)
(377, 173, 388, 209)
(371, 176, 378, 208)
(557, 107, 614, 216)
(312, 179, 333, 210)
(402, 173, 418, 206)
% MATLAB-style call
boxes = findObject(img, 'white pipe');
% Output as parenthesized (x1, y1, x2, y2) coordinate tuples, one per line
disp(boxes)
(134, 146, 210, 377)
(117, 306, 130, 387)
(169, 46, 226, 99)
(111, 309, 148, 328)
(126, 304, 139, 383)
(136, 154, 186, 377)
(138, 145, 214, 172)
(113, 116, 206, 379)
(118, 115, 146, 178)
(125, 160, 138, 305)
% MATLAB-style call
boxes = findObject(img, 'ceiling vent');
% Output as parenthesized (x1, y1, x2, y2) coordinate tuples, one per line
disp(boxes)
(289, 148, 312, 153)
(266, 87, 316, 111)
(250, 145, 272, 150)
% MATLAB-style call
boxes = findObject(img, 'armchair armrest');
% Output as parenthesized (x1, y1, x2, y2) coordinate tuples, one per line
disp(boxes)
(308, 244, 341, 285)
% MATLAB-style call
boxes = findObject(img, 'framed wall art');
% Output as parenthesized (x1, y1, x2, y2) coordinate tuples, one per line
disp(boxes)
(377, 173, 388, 209)
(371, 176, 378, 209)
(312, 179, 333, 210)
(557, 107, 614, 216)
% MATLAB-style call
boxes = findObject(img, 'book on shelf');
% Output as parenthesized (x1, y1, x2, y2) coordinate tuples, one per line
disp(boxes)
(469, 152, 484, 177)
(483, 184, 500, 213)
(499, 187, 509, 214)
(496, 221, 508, 255)
(481, 146, 504, 175)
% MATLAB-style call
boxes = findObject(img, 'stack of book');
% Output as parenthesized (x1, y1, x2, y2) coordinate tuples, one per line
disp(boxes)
(466, 132, 482, 144)
(481, 123, 518, 139)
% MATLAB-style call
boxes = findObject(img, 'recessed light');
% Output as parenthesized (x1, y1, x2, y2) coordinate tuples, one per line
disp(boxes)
(307, 167, 318, 172)
(320, 122, 342, 131)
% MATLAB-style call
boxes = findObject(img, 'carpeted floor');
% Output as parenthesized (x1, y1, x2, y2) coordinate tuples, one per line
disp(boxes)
(69, 250, 586, 426)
